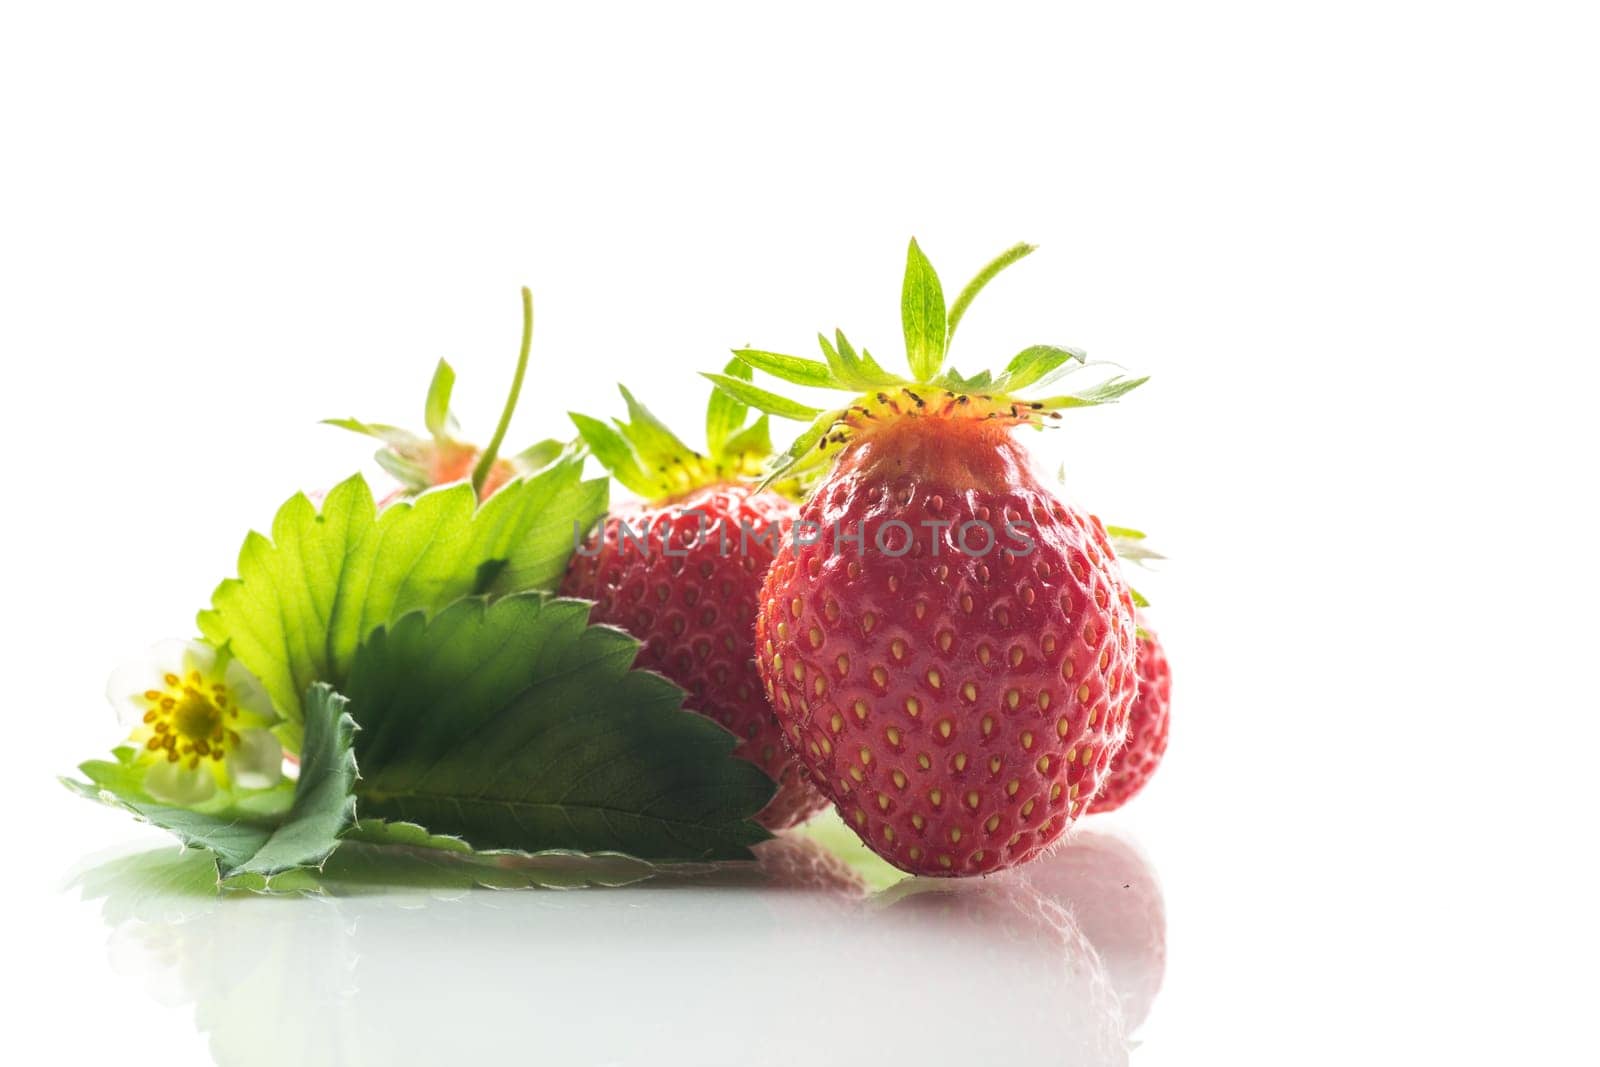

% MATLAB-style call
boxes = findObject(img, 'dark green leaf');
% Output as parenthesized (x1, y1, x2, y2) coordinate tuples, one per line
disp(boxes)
(62, 683, 359, 881)
(346, 593, 775, 861)
(901, 237, 948, 381)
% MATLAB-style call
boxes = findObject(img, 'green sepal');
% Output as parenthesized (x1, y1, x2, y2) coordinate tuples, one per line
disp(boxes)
(721, 413, 773, 459)
(731, 349, 840, 389)
(423, 359, 457, 439)
(372, 448, 431, 492)
(901, 237, 948, 382)
(1037, 374, 1150, 409)
(819, 331, 904, 390)
(946, 241, 1036, 344)
(705, 357, 752, 455)
(702, 372, 823, 422)
(991, 345, 1088, 393)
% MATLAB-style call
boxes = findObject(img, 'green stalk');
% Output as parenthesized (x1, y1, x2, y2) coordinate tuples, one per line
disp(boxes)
(472, 287, 534, 495)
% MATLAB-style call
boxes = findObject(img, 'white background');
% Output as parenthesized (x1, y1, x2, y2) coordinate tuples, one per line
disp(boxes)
(3, 2, 1597, 1064)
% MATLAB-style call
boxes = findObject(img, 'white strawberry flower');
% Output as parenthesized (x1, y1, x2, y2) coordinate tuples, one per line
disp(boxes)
(105, 640, 284, 805)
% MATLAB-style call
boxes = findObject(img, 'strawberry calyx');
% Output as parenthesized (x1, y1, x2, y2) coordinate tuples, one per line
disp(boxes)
(702, 239, 1148, 489)
(1105, 525, 1164, 632)
(569, 361, 804, 503)
(324, 288, 568, 500)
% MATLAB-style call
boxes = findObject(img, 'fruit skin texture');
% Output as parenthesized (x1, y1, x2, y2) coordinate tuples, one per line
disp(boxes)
(756, 415, 1139, 876)
(1089, 618, 1170, 814)
(560, 482, 828, 831)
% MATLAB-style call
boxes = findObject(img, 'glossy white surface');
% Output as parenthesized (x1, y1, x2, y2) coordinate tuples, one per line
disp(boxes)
(63, 829, 1162, 1066)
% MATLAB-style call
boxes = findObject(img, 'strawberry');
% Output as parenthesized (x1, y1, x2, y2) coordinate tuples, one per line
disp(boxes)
(709, 239, 1148, 876)
(559, 368, 828, 830)
(325, 287, 567, 502)
(1090, 527, 1171, 813)
(1089, 618, 1170, 813)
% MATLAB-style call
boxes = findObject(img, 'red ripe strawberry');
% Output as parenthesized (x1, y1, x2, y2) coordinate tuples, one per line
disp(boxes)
(325, 287, 567, 503)
(1090, 617, 1171, 813)
(709, 239, 1149, 876)
(559, 368, 828, 830)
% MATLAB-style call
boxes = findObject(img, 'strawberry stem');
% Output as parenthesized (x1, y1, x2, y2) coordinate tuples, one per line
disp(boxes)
(472, 287, 533, 495)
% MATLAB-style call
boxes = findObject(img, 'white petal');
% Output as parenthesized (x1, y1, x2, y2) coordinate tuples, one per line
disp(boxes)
(228, 729, 284, 790)
(180, 641, 219, 681)
(104, 639, 190, 721)
(224, 658, 279, 722)
(145, 758, 218, 805)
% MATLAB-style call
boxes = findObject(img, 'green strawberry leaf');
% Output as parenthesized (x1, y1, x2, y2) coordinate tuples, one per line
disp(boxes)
(901, 237, 948, 381)
(702, 372, 823, 422)
(198, 455, 607, 750)
(423, 359, 457, 439)
(62, 683, 359, 882)
(946, 241, 1036, 347)
(346, 592, 775, 861)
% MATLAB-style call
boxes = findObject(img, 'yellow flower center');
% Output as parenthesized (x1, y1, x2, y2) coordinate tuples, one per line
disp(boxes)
(140, 669, 243, 771)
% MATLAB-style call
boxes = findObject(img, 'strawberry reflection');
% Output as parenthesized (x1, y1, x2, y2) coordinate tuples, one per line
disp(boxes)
(69, 828, 1160, 1066)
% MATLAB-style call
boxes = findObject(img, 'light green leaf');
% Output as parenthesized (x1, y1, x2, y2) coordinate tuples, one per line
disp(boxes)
(423, 359, 456, 439)
(1037, 375, 1150, 409)
(569, 412, 662, 497)
(617, 384, 695, 461)
(992, 345, 1087, 393)
(818, 331, 904, 390)
(346, 593, 775, 861)
(511, 437, 568, 474)
(63, 683, 359, 882)
(731, 349, 840, 389)
(901, 237, 948, 381)
(701, 372, 822, 422)
(946, 241, 1036, 346)
(705, 357, 751, 456)
(321, 418, 423, 451)
(1130, 587, 1151, 608)
(1104, 525, 1147, 541)
(756, 408, 842, 490)
(721, 413, 773, 459)
(197, 456, 607, 747)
